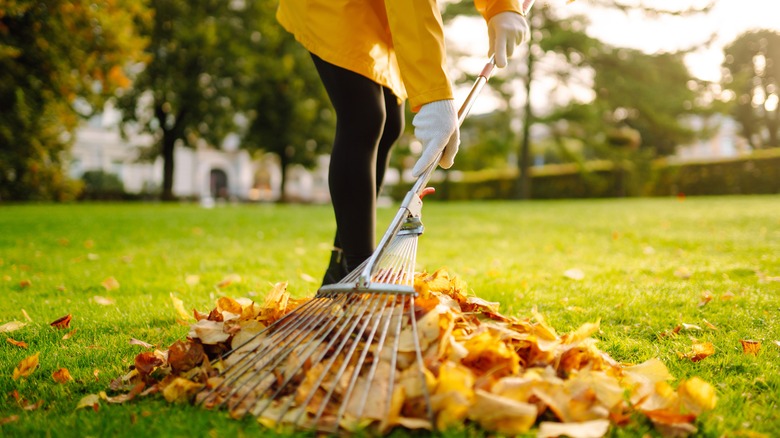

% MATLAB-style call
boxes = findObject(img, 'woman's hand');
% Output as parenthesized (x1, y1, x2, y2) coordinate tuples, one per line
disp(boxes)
(412, 99, 459, 177)
(488, 11, 529, 68)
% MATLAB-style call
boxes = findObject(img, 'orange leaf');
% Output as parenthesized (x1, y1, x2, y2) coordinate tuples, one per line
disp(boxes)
(697, 290, 712, 307)
(13, 352, 40, 380)
(19, 279, 31, 289)
(50, 314, 72, 329)
(740, 339, 761, 356)
(101, 277, 120, 291)
(216, 274, 241, 288)
(6, 337, 28, 348)
(679, 341, 715, 362)
(53, 368, 74, 384)
(62, 328, 78, 340)
(0, 415, 19, 425)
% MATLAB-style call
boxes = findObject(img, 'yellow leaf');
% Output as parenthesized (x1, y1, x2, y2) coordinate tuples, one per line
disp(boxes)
(0, 321, 26, 333)
(13, 352, 40, 380)
(162, 377, 204, 403)
(432, 361, 475, 430)
(101, 277, 120, 291)
(679, 341, 715, 362)
(76, 394, 101, 410)
(678, 377, 717, 415)
(170, 293, 192, 321)
(6, 337, 28, 349)
(468, 389, 537, 435)
(216, 274, 241, 288)
(538, 419, 611, 438)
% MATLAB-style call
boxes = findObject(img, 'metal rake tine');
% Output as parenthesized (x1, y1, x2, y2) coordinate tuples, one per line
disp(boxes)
(408, 293, 434, 425)
(282, 292, 383, 425)
(212, 294, 353, 411)
(252, 292, 379, 422)
(335, 293, 401, 428)
(305, 292, 388, 426)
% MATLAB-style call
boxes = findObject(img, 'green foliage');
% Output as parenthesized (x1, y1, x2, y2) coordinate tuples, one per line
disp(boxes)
(0, 198, 779, 436)
(79, 170, 125, 200)
(0, 0, 149, 201)
(722, 29, 780, 149)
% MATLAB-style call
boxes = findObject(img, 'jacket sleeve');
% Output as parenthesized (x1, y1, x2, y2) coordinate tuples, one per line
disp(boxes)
(384, 0, 453, 112)
(474, 0, 534, 19)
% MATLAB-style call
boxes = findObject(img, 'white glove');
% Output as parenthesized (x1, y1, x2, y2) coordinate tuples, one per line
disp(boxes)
(412, 100, 459, 177)
(488, 11, 529, 68)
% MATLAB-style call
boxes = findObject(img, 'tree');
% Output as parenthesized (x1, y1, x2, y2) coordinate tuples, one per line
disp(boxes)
(722, 30, 780, 149)
(242, 24, 333, 201)
(0, 0, 149, 201)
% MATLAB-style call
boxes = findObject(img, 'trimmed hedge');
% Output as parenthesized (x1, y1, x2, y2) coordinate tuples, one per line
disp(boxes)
(387, 149, 780, 200)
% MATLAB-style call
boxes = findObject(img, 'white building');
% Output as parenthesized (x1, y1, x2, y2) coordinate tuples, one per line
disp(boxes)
(68, 108, 330, 203)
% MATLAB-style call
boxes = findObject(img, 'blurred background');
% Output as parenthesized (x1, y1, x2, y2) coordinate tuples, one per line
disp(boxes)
(1, 0, 779, 203)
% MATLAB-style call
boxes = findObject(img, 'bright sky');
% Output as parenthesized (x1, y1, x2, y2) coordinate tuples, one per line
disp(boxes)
(562, 0, 780, 82)
(450, 0, 780, 83)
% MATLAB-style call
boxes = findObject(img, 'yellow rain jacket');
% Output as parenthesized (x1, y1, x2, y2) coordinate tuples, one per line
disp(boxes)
(276, 0, 530, 111)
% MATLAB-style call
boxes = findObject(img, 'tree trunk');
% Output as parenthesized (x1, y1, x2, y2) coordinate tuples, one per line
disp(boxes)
(278, 151, 290, 203)
(161, 130, 176, 201)
(515, 45, 535, 200)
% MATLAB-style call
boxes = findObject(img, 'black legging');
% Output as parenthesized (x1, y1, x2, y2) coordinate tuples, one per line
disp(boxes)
(311, 54, 405, 271)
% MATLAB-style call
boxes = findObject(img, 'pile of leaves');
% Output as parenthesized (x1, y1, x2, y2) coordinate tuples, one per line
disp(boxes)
(108, 269, 717, 437)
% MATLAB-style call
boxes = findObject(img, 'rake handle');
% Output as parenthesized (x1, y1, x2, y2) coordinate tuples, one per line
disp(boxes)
(357, 58, 496, 289)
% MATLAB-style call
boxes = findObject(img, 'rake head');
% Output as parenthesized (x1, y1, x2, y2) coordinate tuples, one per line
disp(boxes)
(196, 204, 434, 433)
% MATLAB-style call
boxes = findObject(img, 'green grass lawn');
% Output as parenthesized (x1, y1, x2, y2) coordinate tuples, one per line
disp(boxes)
(1, 196, 779, 437)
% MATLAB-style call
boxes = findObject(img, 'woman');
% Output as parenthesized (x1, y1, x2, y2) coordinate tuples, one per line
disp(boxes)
(276, 0, 535, 285)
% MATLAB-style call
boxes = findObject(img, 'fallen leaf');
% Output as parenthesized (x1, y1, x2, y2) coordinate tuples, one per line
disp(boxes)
(162, 377, 204, 403)
(702, 319, 718, 330)
(6, 337, 28, 348)
(76, 394, 101, 411)
(0, 321, 26, 333)
(129, 338, 155, 349)
(13, 352, 40, 380)
(94, 369, 100, 381)
(19, 279, 31, 289)
(168, 339, 205, 373)
(697, 290, 713, 307)
(773, 340, 780, 349)
(93, 296, 115, 306)
(50, 314, 72, 329)
(188, 319, 229, 344)
(678, 377, 717, 415)
(62, 329, 78, 340)
(134, 351, 164, 376)
(538, 419, 611, 438)
(170, 293, 193, 321)
(674, 267, 692, 279)
(22, 400, 44, 411)
(185, 274, 200, 286)
(678, 341, 715, 362)
(299, 272, 317, 283)
(681, 323, 702, 331)
(720, 291, 735, 301)
(53, 368, 74, 384)
(216, 274, 241, 288)
(101, 277, 120, 291)
(740, 339, 761, 356)
(21, 309, 32, 321)
(0, 415, 19, 425)
(563, 268, 585, 281)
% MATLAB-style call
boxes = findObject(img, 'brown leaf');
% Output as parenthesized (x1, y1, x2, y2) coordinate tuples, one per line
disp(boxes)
(13, 352, 40, 380)
(94, 369, 100, 381)
(19, 279, 31, 289)
(167, 339, 205, 373)
(740, 339, 761, 356)
(134, 351, 164, 376)
(22, 399, 44, 411)
(216, 274, 241, 289)
(50, 314, 72, 329)
(6, 337, 28, 348)
(720, 291, 735, 301)
(101, 277, 120, 291)
(53, 368, 74, 384)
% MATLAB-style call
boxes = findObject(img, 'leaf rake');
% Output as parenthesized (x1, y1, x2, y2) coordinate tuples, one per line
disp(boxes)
(197, 58, 496, 433)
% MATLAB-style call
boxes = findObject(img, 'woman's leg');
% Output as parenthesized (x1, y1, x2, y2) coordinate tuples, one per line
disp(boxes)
(311, 55, 400, 278)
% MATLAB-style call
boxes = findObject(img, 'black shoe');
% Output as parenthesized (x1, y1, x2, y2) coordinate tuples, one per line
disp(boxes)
(321, 248, 349, 286)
